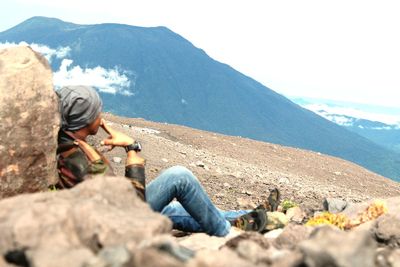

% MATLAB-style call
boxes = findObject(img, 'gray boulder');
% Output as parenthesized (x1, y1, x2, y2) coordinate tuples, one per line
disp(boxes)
(299, 225, 377, 267)
(323, 198, 348, 213)
(224, 232, 270, 250)
(273, 224, 313, 250)
(373, 214, 400, 248)
(187, 247, 258, 267)
(0, 176, 172, 266)
(0, 46, 60, 198)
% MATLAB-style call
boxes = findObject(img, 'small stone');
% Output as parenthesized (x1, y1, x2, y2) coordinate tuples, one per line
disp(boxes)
(240, 190, 253, 196)
(196, 161, 205, 168)
(161, 158, 169, 163)
(112, 157, 122, 164)
(278, 177, 290, 184)
(223, 183, 231, 188)
(286, 207, 306, 223)
(323, 198, 348, 213)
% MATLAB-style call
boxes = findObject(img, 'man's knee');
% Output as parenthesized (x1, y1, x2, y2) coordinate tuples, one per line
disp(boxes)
(163, 165, 198, 185)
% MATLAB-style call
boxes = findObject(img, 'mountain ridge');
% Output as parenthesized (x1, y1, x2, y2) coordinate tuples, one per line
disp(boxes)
(292, 97, 400, 154)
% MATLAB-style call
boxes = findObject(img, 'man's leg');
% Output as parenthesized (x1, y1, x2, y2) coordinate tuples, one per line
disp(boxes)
(159, 201, 250, 233)
(146, 166, 231, 237)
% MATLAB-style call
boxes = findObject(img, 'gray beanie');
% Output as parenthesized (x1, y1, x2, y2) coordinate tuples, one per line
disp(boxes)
(57, 85, 103, 131)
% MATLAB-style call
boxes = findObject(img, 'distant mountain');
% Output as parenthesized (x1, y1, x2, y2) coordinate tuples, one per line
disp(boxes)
(303, 107, 400, 154)
(2, 16, 400, 181)
(334, 116, 400, 154)
(291, 97, 400, 154)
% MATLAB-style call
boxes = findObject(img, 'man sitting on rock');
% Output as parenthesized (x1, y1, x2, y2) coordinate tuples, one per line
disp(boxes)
(55, 85, 280, 237)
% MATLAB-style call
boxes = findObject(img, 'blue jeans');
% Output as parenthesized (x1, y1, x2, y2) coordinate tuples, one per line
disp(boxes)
(146, 166, 249, 237)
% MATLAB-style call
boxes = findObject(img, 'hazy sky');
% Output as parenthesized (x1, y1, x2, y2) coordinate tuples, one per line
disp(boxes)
(1, 0, 400, 108)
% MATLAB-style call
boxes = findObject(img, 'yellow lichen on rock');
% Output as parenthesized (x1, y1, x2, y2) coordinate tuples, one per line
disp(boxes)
(306, 212, 349, 230)
(348, 199, 388, 228)
(306, 200, 388, 230)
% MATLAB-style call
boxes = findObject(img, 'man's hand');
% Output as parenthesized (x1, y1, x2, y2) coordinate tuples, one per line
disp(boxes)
(100, 119, 134, 149)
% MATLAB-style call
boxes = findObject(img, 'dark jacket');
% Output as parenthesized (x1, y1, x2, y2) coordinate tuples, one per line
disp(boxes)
(56, 130, 146, 200)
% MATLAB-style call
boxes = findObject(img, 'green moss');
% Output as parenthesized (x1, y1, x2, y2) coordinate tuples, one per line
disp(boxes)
(282, 199, 298, 212)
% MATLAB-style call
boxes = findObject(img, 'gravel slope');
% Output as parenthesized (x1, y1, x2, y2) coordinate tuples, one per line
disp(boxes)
(88, 113, 400, 214)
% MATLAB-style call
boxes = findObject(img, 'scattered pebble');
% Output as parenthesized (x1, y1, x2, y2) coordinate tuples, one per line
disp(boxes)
(196, 161, 205, 168)
(216, 193, 225, 198)
(112, 157, 122, 164)
(279, 177, 290, 184)
(241, 190, 253, 196)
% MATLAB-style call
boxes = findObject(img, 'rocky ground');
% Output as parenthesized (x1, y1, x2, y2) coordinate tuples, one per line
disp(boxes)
(91, 113, 400, 215)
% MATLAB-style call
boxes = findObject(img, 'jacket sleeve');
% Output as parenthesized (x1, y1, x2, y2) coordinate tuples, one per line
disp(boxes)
(57, 149, 109, 189)
(125, 164, 146, 201)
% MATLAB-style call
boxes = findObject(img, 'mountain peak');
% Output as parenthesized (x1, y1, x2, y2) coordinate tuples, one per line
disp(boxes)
(2, 16, 78, 34)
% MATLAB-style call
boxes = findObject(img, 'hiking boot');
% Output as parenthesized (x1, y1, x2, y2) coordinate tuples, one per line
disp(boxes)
(256, 187, 281, 212)
(230, 208, 267, 233)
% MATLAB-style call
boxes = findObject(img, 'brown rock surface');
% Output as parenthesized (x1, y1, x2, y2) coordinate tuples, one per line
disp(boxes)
(273, 224, 313, 250)
(0, 46, 59, 198)
(299, 226, 377, 267)
(374, 214, 400, 248)
(0, 176, 171, 266)
(187, 247, 258, 267)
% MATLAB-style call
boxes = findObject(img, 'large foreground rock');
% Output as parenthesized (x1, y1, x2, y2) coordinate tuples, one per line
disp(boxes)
(0, 46, 59, 198)
(0, 176, 172, 266)
(299, 225, 377, 267)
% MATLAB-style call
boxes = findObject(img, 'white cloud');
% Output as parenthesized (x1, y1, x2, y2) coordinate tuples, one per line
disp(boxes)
(0, 41, 70, 62)
(323, 114, 355, 127)
(0, 41, 133, 96)
(53, 59, 133, 95)
(304, 103, 400, 126)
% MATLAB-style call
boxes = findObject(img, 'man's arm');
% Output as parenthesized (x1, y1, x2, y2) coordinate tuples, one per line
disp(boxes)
(125, 150, 146, 200)
(100, 119, 147, 201)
